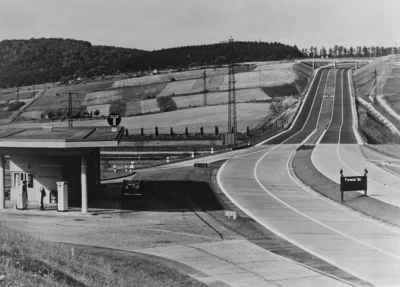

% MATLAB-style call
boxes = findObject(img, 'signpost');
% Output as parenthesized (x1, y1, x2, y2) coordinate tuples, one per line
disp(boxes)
(340, 169, 368, 201)
(107, 113, 121, 132)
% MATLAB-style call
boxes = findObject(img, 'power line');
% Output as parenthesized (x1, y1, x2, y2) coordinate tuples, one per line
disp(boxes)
(203, 69, 207, 106)
(221, 36, 237, 135)
(60, 91, 80, 128)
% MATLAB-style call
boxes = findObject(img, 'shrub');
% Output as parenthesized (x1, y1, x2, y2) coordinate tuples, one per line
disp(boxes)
(155, 126, 159, 137)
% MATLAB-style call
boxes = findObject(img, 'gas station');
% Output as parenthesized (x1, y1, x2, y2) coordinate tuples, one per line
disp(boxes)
(0, 124, 124, 213)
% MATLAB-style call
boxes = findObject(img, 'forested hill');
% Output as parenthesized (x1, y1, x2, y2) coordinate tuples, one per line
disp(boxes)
(0, 38, 303, 88)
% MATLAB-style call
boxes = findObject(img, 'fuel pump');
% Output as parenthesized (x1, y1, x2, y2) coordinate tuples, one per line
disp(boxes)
(17, 180, 28, 210)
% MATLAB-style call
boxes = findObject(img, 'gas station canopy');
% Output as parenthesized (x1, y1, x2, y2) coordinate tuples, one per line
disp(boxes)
(0, 126, 124, 148)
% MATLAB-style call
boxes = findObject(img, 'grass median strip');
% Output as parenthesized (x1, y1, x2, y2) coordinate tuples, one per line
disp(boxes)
(291, 147, 400, 227)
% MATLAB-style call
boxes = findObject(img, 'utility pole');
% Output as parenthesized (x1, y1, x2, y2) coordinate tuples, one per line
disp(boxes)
(373, 69, 378, 103)
(60, 91, 80, 128)
(203, 69, 207, 106)
(221, 36, 237, 134)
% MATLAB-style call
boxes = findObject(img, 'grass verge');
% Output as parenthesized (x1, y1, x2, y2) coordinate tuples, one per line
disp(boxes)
(0, 223, 207, 286)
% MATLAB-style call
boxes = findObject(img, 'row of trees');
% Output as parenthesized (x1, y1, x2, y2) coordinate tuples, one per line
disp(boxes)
(45, 109, 100, 120)
(301, 45, 399, 58)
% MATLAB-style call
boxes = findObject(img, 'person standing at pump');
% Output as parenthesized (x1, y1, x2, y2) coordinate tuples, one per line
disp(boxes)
(22, 181, 28, 209)
(40, 187, 46, 211)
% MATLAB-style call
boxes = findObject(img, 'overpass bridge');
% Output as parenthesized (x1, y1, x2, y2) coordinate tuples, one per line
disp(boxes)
(296, 58, 373, 69)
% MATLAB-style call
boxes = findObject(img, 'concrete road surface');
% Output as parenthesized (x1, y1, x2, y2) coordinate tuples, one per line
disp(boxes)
(218, 67, 400, 286)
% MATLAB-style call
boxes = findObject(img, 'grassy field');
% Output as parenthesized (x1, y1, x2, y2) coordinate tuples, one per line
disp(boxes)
(0, 90, 39, 102)
(139, 99, 160, 114)
(1, 62, 305, 127)
(112, 64, 257, 89)
(367, 144, 400, 159)
(26, 81, 114, 112)
(353, 58, 387, 100)
(0, 111, 14, 119)
(157, 79, 197, 97)
(357, 104, 400, 144)
(124, 101, 142, 116)
(253, 62, 293, 71)
(26, 92, 86, 113)
(82, 89, 124, 106)
(156, 95, 178, 112)
(118, 103, 271, 134)
(86, 104, 111, 117)
(190, 75, 224, 93)
(0, 222, 207, 287)
(173, 88, 271, 108)
(383, 77, 400, 94)
(292, 62, 313, 79)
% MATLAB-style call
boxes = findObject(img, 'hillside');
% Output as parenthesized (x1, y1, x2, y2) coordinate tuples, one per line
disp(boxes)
(0, 38, 303, 88)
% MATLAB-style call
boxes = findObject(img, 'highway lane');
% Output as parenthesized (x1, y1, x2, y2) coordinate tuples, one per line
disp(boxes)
(219, 68, 400, 285)
(264, 68, 329, 145)
(313, 67, 400, 207)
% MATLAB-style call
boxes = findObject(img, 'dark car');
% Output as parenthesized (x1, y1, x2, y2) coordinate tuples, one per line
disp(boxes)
(120, 179, 144, 197)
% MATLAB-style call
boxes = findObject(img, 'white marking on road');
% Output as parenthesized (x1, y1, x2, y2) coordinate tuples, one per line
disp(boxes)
(256, 68, 323, 146)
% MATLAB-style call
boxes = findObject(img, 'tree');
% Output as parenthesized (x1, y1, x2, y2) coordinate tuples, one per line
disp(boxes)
(214, 56, 227, 65)
(320, 46, 327, 58)
(333, 45, 339, 57)
(356, 46, 362, 57)
(338, 46, 344, 57)
(349, 47, 355, 57)
(200, 126, 204, 136)
(93, 109, 100, 116)
(170, 127, 174, 136)
(362, 46, 369, 57)
(215, 126, 219, 136)
(155, 126, 159, 137)
(185, 127, 188, 137)
(328, 47, 333, 58)
(309, 46, 314, 58)
(47, 111, 54, 120)
(269, 100, 283, 115)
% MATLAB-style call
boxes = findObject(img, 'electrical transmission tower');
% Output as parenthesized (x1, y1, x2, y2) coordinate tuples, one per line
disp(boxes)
(203, 69, 207, 106)
(60, 91, 80, 127)
(221, 37, 237, 134)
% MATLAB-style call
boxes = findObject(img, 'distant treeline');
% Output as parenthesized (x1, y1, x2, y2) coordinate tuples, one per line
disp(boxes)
(301, 45, 399, 58)
(0, 38, 303, 88)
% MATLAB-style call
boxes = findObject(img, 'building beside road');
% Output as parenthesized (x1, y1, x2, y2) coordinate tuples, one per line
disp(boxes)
(0, 125, 124, 213)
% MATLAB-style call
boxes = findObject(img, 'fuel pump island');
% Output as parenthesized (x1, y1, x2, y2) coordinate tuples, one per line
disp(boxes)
(0, 124, 124, 213)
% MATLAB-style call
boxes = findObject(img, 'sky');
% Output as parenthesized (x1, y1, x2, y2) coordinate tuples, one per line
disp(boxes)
(0, 0, 399, 51)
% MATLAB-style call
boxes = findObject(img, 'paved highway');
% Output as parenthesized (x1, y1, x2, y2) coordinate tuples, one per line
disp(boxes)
(218, 68, 400, 286)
